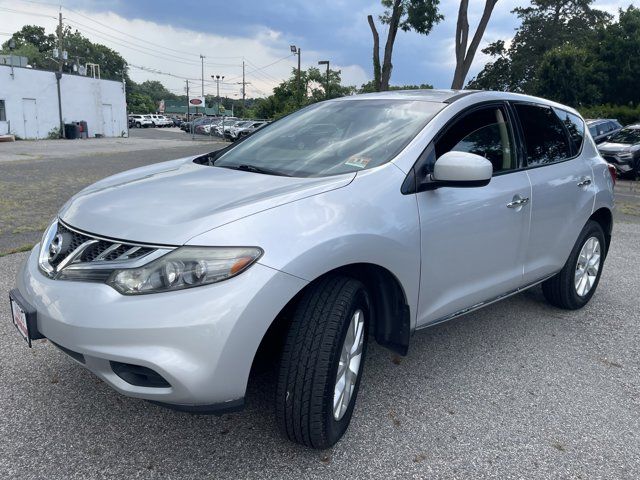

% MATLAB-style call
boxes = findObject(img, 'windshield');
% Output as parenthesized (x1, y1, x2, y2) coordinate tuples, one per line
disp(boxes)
(609, 128, 640, 144)
(214, 99, 443, 177)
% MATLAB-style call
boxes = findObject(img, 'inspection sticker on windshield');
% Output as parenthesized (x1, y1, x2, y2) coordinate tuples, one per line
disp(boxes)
(344, 156, 371, 169)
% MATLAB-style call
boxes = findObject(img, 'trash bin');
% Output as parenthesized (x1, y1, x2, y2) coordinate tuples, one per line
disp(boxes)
(74, 121, 88, 139)
(64, 123, 79, 139)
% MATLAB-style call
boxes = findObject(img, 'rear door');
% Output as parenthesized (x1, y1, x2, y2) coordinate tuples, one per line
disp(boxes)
(512, 103, 594, 284)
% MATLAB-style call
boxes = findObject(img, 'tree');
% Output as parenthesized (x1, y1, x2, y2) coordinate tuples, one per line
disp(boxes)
(252, 66, 356, 119)
(451, 0, 498, 89)
(367, 0, 443, 91)
(468, 0, 611, 93)
(597, 6, 640, 105)
(537, 44, 601, 105)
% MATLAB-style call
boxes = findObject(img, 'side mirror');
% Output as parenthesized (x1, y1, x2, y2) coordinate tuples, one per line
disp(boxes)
(430, 151, 493, 189)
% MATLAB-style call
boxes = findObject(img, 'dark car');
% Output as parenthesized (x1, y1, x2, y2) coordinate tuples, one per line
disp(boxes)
(597, 125, 640, 178)
(586, 119, 623, 144)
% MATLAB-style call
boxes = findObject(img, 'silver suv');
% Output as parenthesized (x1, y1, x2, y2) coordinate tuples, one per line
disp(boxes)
(10, 90, 615, 449)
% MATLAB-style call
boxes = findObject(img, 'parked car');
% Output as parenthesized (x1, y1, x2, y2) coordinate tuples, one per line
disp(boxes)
(233, 121, 268, 140)
(597, 124, 640, 178)
(149, 115, 173, 128)
(216, 118, 241, 137)
(128, 114, 153, 128)
(586, 118, 623, 144)
(10, 90, 614, 450)
(183, 116, 215, 133)
(170, 116, 183, 128)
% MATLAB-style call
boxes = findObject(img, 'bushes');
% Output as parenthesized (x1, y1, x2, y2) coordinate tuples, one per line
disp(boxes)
(578, 104, 640, 126)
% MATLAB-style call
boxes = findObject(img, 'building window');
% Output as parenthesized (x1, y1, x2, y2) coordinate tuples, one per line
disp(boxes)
(0, 100, 6, 121)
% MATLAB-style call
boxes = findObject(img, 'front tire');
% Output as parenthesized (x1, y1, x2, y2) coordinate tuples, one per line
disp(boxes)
(542, 220, 606, 309)
(276, 275, 370, 449)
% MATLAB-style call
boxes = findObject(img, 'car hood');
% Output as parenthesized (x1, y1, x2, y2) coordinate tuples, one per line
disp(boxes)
(598, 142, 632, 153)
(59, 157, 355, 245)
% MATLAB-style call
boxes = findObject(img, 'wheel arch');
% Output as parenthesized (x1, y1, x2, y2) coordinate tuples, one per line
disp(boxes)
(589, 207, 613, 256)
(250, 262, 411, 377)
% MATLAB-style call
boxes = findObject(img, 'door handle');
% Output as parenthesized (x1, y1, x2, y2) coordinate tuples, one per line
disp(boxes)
(577, 177, 592, 187)
(507, 195, 530, 209)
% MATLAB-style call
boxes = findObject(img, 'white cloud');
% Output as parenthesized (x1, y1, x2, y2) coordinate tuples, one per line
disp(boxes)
(1, 0, 374, 97)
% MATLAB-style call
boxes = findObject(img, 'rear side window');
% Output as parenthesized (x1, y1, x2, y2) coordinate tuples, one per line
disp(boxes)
(554, 109, 585, 154)
(514, 104, 571, 167)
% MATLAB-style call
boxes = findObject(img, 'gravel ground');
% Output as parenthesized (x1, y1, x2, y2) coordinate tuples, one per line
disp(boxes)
(0, 222, 638, 479)
(0, 129, 224, 255)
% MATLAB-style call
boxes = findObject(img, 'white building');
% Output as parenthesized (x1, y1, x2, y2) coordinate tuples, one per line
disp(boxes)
(0, 64, 127, 139)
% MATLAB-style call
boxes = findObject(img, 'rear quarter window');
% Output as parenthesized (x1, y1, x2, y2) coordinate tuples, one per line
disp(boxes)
(554, 108, 585, 155)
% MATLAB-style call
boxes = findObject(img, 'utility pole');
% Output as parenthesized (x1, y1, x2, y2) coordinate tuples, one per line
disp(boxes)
(318, 60, 330, 99)
(56, 11, 65, 138)
(290, 45, 301, 106)
(237, 61, 251, 114)
(199, 54, 205, 116)
(186, 79, 192, 137)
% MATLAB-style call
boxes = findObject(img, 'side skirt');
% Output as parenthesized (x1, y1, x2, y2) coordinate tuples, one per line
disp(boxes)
(415, 272, 559, 332)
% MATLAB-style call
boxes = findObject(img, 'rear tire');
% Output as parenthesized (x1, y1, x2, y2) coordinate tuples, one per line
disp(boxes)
(542, 220, 606, 310)
(276, 275, 370, 449)
(135, 122, 141, 128)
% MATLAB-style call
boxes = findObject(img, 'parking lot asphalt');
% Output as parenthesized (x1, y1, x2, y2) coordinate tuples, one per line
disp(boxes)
(0, 221, 638, 479)
(0, 129, 225, 255)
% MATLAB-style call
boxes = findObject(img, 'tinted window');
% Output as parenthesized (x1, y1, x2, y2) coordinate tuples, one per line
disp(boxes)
(609, 128, 640, 144)
(588, 125, 597, 137)
(554, 108, 585, 154)
(434, 106, 516, 174)
(514, 104, 571, 166)
(215, 100, 443, 177)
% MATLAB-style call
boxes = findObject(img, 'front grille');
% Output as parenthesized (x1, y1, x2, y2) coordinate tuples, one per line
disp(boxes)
(41, 220, 167, 281)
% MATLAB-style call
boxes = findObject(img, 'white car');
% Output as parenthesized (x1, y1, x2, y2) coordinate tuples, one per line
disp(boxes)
(150, 115, 173, 128)
(129, 114, 153, 128)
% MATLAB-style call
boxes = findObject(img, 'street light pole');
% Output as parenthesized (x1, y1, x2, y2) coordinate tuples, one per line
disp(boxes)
(318, 60, 330, 100)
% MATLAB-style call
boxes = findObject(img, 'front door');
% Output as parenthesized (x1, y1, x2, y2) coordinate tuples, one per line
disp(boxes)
(22, 98, 38, 139)
(415, 104, 531, 327)
(101, 103, 113, 137)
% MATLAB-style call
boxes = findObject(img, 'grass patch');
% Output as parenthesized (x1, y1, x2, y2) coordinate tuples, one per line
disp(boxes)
(0, 243, 35, 257)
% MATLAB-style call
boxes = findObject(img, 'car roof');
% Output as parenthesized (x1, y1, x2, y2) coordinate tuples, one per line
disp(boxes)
(331, 89, 580, 114)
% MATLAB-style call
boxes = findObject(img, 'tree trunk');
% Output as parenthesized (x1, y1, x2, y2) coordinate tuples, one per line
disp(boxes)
(451, 0, 498, 89)
(380, 0, 403, 91)
(367, 15, 381, 92)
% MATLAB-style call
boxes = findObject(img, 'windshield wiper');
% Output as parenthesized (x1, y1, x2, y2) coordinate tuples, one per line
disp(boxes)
(218, 164, 291, 177)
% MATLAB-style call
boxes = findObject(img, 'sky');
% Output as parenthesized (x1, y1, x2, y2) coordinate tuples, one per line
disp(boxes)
(0, 0, 630, 99)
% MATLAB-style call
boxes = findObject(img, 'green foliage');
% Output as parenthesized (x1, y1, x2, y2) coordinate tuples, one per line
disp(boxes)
(127, 93, 156, 114)
(537, 44, 601, 106)
(380, 0, 443, 34)
(468, 0, 611, 94)
(597, 6, 640, 105)
(251, 67, 356, 120)
(578, 104, 640, 126)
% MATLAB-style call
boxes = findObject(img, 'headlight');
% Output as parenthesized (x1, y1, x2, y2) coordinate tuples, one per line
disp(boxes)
(107, 246, 263, 295)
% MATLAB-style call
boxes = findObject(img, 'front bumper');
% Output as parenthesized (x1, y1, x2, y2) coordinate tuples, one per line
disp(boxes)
(15, 246, 307, 408)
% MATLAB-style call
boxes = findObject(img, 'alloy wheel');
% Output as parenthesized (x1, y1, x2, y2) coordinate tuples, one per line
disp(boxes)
(333, 309, 365, 421)
(574, 236, 601, 297)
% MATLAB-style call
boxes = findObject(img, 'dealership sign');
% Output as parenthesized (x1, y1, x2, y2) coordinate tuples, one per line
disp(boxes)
(188, 96, 205, 108)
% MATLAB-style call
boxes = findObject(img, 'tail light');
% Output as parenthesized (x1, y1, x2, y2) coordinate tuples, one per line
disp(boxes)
(607, 163, 617, 186)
